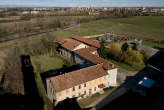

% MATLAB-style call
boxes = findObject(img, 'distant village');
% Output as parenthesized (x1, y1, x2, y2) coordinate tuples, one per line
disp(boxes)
(0, 7, 164, 16)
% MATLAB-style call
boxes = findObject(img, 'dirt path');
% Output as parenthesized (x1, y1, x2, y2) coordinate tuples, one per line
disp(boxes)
(85, 88, 116, 108)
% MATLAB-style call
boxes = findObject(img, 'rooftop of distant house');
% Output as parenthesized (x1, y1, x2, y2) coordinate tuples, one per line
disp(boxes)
(72, 36, 100, 48)
(48, 64, 107, 92)
(57, 38, 81, 51)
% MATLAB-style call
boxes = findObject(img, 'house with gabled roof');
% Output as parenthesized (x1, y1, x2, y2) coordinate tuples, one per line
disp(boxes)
(72, 36, 100, 48)
(57, 38, 89, 62)
(46, 64, 110, 102)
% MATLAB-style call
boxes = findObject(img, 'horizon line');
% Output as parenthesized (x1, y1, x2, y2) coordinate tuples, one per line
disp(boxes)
(0, 5, 164, 8)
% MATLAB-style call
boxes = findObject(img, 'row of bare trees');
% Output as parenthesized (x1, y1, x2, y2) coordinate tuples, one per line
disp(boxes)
(21, 34, 57, 56)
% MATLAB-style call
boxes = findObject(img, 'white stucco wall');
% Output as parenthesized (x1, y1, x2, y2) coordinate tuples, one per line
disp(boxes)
(91, 51, 98, 56)
(107, 68, 117, 86)
(55, 75, 109, 102)
(46, 79, 56, 102)
(73, 44, 88, 51)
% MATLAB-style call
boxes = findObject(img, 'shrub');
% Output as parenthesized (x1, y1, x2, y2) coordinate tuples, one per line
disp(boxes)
(124, 48, 144, 65)
(108, 43, 122, 60)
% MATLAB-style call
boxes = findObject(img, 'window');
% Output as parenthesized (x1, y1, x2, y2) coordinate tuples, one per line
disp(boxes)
(72, 87, 75, 91)
(94, 87, 96, 91)
(51, 88, 53, 93)
(84, 83, 86, 87)
(79, 85, 81, 89)
(84, 91, 86, 94)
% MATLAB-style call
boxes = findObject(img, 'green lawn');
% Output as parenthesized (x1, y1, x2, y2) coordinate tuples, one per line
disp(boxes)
(31, 55, 66, 72)
(34, 71, 53, 110)
(49, 16, 164, 41)
(108, 58, 145, 71)
(143, 40, 164, 48)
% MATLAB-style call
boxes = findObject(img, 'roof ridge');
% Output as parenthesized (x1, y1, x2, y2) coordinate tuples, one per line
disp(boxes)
(50, 64, 103, 80)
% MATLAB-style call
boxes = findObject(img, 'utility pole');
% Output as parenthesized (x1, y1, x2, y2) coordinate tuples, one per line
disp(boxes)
(78, 6, 81, 34)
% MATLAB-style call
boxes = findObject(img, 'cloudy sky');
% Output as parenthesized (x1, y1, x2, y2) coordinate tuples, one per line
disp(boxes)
(0, 0, 164, 7)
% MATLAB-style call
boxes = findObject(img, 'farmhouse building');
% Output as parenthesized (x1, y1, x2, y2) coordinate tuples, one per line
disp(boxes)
(46, 64, 110, 102)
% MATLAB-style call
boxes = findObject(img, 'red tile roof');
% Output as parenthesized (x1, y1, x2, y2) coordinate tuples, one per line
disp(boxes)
(72, 36, 100, 48)
(74, 47, 97, 53)
(57, 39, 81, 51)
(48, 64, 107, 92)
(75, 48, 117, 70)
(57, 39, 67, 45)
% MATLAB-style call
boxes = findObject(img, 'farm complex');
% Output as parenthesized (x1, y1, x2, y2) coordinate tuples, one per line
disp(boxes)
(46, 36, 118, 103)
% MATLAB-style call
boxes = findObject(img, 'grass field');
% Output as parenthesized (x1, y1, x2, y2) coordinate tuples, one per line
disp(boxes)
(1, 16, 164, 48)
(31, 55, 73, 73)
(48, 16, 164, 41)
(31, 55, 64, 72)
(143, 40, 164, 48)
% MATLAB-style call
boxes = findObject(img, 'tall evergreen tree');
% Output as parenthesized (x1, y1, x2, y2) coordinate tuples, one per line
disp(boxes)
(121, 42, 129, 52)
(98, 40, 107, 58)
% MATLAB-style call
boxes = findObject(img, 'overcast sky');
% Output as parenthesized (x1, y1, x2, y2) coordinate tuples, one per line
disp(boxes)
(0, 0, 164, 7)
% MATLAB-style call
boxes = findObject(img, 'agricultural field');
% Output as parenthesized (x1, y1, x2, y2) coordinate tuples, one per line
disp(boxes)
(143, 40, 164, 48)
(1, 16, 164, 48)
(49, 16, 164, 41)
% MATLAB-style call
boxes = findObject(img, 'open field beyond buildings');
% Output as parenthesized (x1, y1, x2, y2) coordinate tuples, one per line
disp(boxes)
(49, 16, 164, 41)
(1, 16, 164, 48)
(143, 40, 164, 48)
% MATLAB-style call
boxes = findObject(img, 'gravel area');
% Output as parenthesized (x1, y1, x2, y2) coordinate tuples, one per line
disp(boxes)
(117, 68, 137, 84)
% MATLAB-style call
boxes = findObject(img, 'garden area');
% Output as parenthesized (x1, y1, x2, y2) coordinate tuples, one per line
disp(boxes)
(98, 41, 146, 71)
(31, 55, 73, 73)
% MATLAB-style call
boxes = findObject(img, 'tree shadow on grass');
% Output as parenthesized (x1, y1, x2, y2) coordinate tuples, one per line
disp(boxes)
(21, 55, 44, 110)
(55, 98, 81, 110)
(0, 92, 24, 110)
